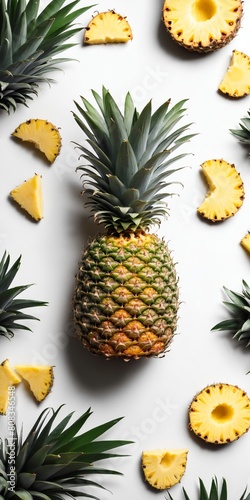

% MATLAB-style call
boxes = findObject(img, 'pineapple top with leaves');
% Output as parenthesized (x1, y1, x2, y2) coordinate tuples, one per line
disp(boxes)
(166, 477, 250, 500)
(231, 111, 250, 150)
(0, 0, 92, 113)
(0, 251, 47, 339)
(0, 405, 131, 499)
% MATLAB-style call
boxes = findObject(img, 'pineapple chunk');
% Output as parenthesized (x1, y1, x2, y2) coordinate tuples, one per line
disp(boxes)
(142, 449, 188, 490)
(0, 359, 22, 415)
(189, 383, 250, 444)
(10, 174, 43, 221)
(15, 365, 54, 402)
(12, 119, 61, 163)
(84, 10, 133, 44)
(219, 50, 250, 98)
(197, 159, 244, 222)
(241, 232, 250, 253)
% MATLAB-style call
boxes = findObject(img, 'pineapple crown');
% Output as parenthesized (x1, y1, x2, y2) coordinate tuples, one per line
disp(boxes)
(0, 250, 47, 339)
(0, 0, 93, 113)
(212, 280, 250, 347)
(166, 477, 250, 500)
(230, 110, 250, 147)
(73, 86, 194, 234)
(0, 405, 131, 499)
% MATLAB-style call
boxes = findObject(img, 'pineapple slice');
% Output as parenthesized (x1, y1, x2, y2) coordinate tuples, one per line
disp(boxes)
(241, 232, 250, 253)
(197, 159, 244, 222)
(10, 174, 43, 221)
(12, 119, 61, 163)
(84, 10, 133, 44)
(142, 449, 188, 490)
(0, 359, 22, 415)
(219, 50, 250, 98)
(189, 383, 250, 444)
(162, 0, 242, 53)
(15, 365, 54, 402)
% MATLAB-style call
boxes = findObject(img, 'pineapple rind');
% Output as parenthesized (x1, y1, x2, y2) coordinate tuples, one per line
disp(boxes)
(0, 359, 21, 415)
(12, 119, 62, 163)
(142, 449, 188, 490)
(197, 159, 244, 222)
(189, 383, 250, 444)
(84, 11, 133, 44)
(219, 50, 250, 98)
(73, 232, 179, 359)
(15, 365, 54, 402)
(162, 0, 242, 53)
(10, 174, 43, 221)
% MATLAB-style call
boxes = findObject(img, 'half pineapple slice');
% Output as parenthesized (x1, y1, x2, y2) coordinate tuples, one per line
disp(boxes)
(10, 174, 43, 221)
(84, 10, 133, 44)
(162, 0, 242, 53)
(12, 119, 62, 163)
(15, 365, 54, 402)
(142, 449, 188, 490)
(197, 159, 244, 222)
(219, 50, 250, 98)
(0, 359, 21, 415)
(189, 383, 250, 444)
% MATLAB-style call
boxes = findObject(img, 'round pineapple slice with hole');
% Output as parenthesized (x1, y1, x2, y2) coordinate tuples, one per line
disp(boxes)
(219, 50, 250, 98)
(189, 383, 250, 444)
(12, 119, 62, 163)
(162, 0, 243, 53)
(142, 448, 188, 490)
(0, 359, 22, 415)
(197, 159, 244, 222)
(84, 10, 133, 44)
(14, 365, 54, 402)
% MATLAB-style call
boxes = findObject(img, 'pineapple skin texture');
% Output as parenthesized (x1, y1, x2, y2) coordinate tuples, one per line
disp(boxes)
(73, 232, 179, 360)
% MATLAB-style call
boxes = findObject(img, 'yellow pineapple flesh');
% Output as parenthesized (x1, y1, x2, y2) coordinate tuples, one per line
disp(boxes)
(189, 383, 250, 444)
(142, 449, 188, 490)
(219, 50, 250, 98)
(197, 159, 244, 222)
(10, 174, 43, 221)
(84, 10, 133, 44)
(162, 0, 242, 53)
(241, 232, 250, 253)
(12, 119, 61, 163)
(0, 359, 22, 415)
(15, 365, 54, 402)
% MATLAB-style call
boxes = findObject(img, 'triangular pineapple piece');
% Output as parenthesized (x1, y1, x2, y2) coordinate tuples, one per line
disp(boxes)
(142, 448, 188, 490)
(84, 10, 133, 44)
(219, 50, 250, 97)
(10, 174, 43, 221)
(241, 232, 250, 253)
(12, 119, 62, 163)
(0, 359, 22, 415)
(197, 159, 244, 222)
(15, 365, 54, 402)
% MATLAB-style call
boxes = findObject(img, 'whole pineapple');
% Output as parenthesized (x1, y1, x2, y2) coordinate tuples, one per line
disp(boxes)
(72, 87, 194, 360)
(0, 405, 130, 499)
(0, 0, 92, 113)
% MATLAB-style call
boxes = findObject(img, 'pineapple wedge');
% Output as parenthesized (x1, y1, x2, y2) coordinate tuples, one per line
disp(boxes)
(10, 174, 43, 221)
(142, 449, 188, 490)
(12, 119, 61, 163)
(189, 383, 250, 444)
(241, 232, 250, 253)
(84, 10, 133, 44)
(0, 359, 22, 415)
(197, 159, 244, 222)
(219, 50, 250, 98)
(15, 365, 54, 402)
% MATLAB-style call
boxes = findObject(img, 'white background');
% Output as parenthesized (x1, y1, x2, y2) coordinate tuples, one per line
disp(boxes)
(1, 0, 250, 498)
